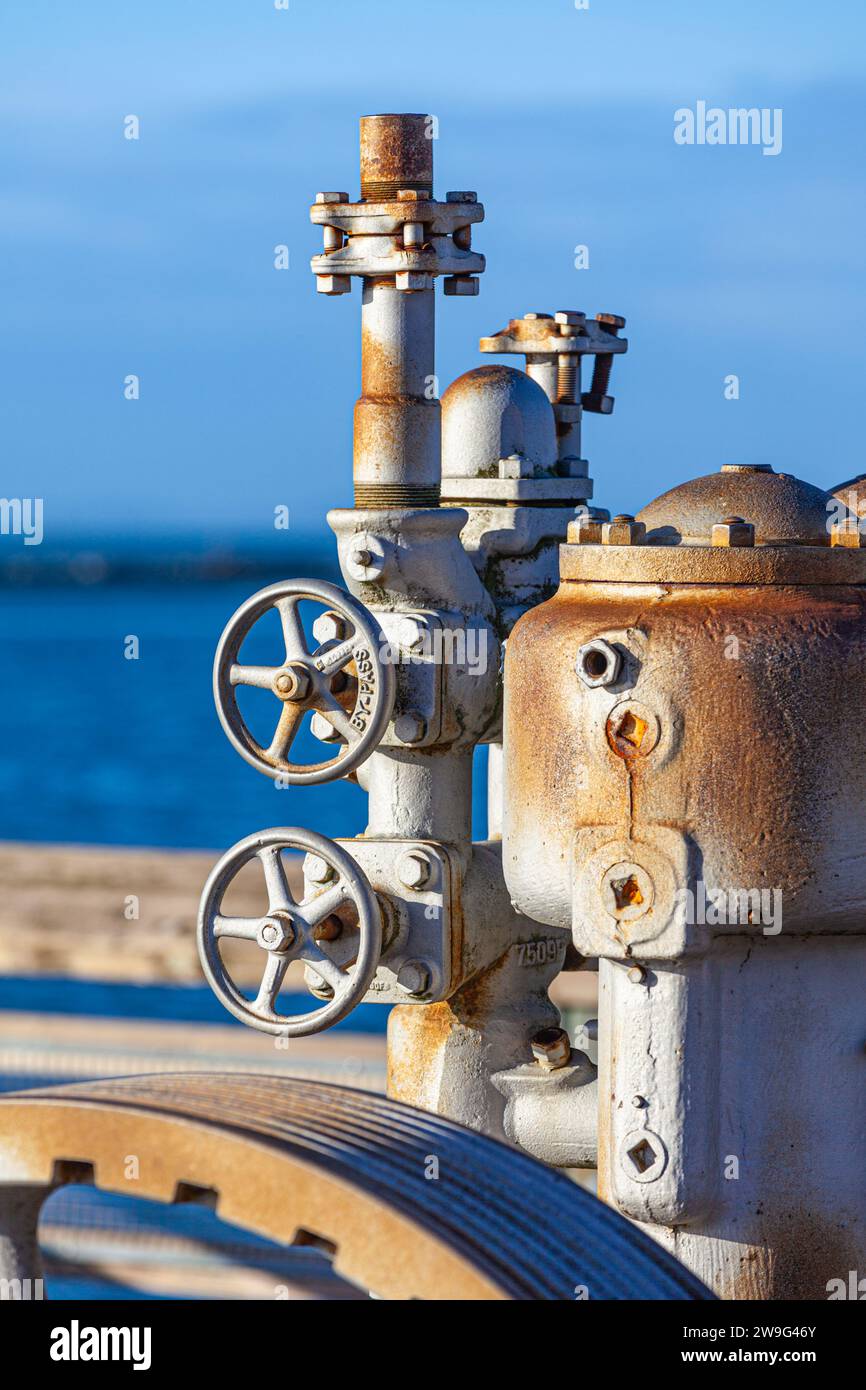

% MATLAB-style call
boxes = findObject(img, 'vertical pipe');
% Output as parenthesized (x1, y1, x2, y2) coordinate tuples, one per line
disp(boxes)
(353, 116, 441, 508)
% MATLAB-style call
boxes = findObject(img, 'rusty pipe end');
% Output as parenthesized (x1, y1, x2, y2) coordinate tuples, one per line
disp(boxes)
(360, 114, 433, 201)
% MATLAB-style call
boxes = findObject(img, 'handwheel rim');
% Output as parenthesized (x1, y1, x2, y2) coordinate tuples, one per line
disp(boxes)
(213, 578, 395, 786)
(197, 827, 382, 1037)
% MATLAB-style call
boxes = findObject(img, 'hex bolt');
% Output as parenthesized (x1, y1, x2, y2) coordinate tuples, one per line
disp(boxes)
(322, 225, 343, 253)
(397, 850, 433, 890)
(582, 313, 625, 415)
(396, 959, 431, 996)
(310, 711, 341, 744)
(568, 515, 603, 545)
(576, 638, 621, 689)
(307, 965, 335, 999)
(315, 192, 350, 205)
(312, 610, 348, 645)
(627, 964, 647, 985)
(304, 853, 335, 885)
(557, 355, 580, 404)
(346, 538, 386, 581)
(346, 539, 386, 578)
(394, 616, 427, 651)
(274, 666, 312, 702)
(402, 221, 424, 249)
(393, 713, 428, 746)
(602, 515, 646, 546)
(711, 516, 756, 548)
(261, 924, 279, 945)
(530, 1026, 572, 1070)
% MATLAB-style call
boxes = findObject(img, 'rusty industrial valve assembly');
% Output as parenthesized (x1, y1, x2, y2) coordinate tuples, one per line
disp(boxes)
(196, 113, 866, 1300)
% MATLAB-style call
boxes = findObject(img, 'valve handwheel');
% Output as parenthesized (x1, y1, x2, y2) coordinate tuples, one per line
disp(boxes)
(198, 827, 382, 1037)
(213, 579, 395, 785)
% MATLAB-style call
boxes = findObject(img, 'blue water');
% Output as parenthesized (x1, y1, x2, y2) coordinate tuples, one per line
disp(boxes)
(0, 554, 488, 1299)
(0, 561, 489, 849)
(0, 974, 387, 1035)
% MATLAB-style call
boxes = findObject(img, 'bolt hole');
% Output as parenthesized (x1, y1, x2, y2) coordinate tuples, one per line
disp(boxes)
(173, 1181, 218, 1210)
(611, 875, 644, 911)
(292, 1227, 338, 1257)
(615, 710, 647, 751)
(626, 1138, 657, 1175)
(51, 1159, 95, 1186)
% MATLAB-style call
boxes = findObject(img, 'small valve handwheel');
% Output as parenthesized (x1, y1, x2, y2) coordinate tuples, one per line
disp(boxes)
(213, 578, 395, 785)
(198, 827, 383, 1037)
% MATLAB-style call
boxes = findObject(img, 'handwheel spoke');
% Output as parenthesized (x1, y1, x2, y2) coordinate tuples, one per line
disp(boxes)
(317, 691, 361, 745)
(230, 664, 279, 690)
(304, 943, 347, 995)
(266, 703, 305, 762)
(258, 846, 294, 910)
(254, 953, 290, 1015)
(314, 635, 359, 679)
(276, 596, 309, 662)
(303, 881, 351, 929)
(214, 915, 263, 942)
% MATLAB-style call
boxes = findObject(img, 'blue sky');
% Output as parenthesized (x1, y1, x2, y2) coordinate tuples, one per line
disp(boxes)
(2, 0, 865, 537)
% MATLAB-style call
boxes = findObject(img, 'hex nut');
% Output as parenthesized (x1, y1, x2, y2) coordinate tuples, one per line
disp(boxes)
(556, 457, 589, 479)
(576, 638, 621, 688)
(310, 711, 341, 743)
(602, 515, 645, 546)
(273, 665, 311, 702)
(711, 516, 755, 548)
(627, 964, 647, 985)
(312, 610, 348, 645)
(396, 959, 431, 996)
(316, 274, 352, 295)
(397, 851, 432, 890)
(304, 853, 335, 885)
(530, 1026, 572, 1070)
(499, 452, 535, 480)
(257, 912, 295, 952)
(597, 312, 626, 331)
(315, 191, 350, 205)
(393, 616, 427, 651)
(443, 276, 479, 296)
(568, 516, 603, 545)
(555, 309, 586, 329)
(396, 271, 433, 291)
(393, 713, 428, 745)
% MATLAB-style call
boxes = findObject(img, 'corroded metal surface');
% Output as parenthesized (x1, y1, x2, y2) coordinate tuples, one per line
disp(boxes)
(504, 458, 866, 1298)
(0, 1074, 710, 1301)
